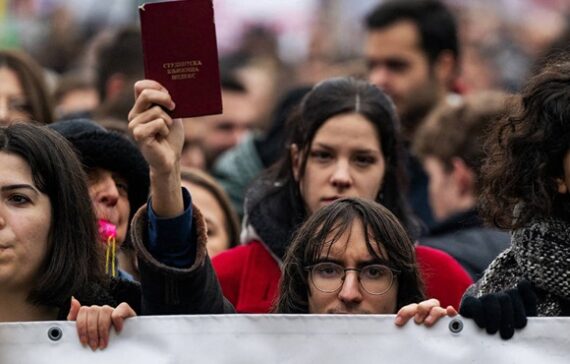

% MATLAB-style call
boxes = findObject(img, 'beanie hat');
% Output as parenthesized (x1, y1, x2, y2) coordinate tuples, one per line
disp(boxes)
(49, 119, 150, 218)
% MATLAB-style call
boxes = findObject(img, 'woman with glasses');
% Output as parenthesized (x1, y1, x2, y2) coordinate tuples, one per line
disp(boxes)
(277, 197, 456, 324)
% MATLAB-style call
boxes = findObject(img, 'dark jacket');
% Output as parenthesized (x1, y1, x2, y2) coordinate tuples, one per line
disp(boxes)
(419, 209, 510, 281)
(57, 203, 234, 319)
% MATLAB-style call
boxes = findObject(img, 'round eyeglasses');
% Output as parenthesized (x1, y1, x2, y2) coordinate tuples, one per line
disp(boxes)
(305, 262, 397, 295)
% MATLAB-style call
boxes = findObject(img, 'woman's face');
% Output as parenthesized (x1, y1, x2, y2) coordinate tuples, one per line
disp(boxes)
(87, 168, 130, 244)
(0, 152, 52, 293)
(292, 113, 386, 214)
(182, 180, 231, 257)
(0, 67, 32, 126)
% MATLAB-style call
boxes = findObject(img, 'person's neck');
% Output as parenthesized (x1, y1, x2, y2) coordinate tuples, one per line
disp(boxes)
(0, 289, 59, 322)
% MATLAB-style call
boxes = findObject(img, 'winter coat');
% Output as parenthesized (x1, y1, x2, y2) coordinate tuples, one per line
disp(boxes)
(420, 209, 510, 281)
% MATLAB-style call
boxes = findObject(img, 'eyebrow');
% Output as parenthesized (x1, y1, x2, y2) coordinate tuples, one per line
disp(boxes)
(1, 184, 40, 195)
(313, 257, 389, 268)
(313, 142, 380, 154)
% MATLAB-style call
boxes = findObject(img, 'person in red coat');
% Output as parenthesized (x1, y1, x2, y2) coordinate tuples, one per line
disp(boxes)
(213, 77, 472, 313)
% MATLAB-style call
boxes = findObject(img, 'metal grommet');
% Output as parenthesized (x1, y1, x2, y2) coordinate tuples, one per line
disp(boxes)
(449, 318, 464, 334)
(48, 326, 63, 341)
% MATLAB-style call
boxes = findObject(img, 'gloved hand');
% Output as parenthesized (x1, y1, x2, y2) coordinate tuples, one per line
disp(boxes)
(459, 280, 537, 339)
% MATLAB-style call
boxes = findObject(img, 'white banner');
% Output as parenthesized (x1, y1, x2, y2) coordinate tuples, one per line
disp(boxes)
(1, 315, 569, 363)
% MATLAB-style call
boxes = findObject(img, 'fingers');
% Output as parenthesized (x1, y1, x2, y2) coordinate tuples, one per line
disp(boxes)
(446, 305, 458, 317)
(97, 306, 114, 349)
(75, 304, 89, 347)
(129, 87, 175, 123)
(507, 288, 527, 329)
(67, 296, 81, 321)
(480, 294, 501, 334)
(394, 303, 418, 326)
(86, 306, 102, 350)
(131, 118, 171, 145)
(497, 293, 515, 340)
(133, 79, 168, 99)
(413, 298, 441, 324)
(111, 302, 137, 333)
(394, 299, 446, 327)
(460, 295, 486, 328)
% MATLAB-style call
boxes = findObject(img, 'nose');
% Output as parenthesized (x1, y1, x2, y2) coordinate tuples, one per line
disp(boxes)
(94, 175, 120, 207)
(368, 66, 391, 91)
(330, 160, 352, 190)
(338, 271, 363, 305)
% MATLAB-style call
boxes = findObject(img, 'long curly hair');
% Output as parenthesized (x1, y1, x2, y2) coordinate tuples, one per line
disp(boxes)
(480, 58, 570, 229)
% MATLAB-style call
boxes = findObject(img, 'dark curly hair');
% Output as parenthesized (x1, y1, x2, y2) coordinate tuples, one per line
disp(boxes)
(480, 58, 570, 229)
(275, 197, 424, 313)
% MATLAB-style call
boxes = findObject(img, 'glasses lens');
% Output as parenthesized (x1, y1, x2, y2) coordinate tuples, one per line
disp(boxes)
(360, 264, 393, 294)
(310, 262, 344, 292)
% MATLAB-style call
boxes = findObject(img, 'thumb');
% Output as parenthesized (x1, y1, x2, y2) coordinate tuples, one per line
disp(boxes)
(67, 296, 81, 321)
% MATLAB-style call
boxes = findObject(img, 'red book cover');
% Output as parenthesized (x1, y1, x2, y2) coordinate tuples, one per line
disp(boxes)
(139, 0, 222, 118)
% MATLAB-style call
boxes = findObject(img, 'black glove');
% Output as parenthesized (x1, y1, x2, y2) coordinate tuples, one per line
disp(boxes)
(459, 280, 537, 340)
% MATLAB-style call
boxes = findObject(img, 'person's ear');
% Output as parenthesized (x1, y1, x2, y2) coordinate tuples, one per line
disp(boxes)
(291, 144, 301, 182)
(451, 158, 475, 196)
(556, 177, 568, 194)
(433, 50, 456, 89)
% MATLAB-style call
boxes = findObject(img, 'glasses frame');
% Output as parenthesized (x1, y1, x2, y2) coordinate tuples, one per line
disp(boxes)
(305, 262, 398, 296)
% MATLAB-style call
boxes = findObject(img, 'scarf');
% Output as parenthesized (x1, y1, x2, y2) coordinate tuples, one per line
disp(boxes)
(467, 216, 570, 316)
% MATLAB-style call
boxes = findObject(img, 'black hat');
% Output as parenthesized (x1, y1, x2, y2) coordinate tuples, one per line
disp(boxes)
(49, 119, 150, 217)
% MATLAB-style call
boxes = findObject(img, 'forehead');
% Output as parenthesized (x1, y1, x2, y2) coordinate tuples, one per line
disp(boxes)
(365, 20, 426, 60)
(0, 152, 33, 184)
(312, 113, 381, 151)
(0, 67, 25, 95)
(317, 218, 385, 262)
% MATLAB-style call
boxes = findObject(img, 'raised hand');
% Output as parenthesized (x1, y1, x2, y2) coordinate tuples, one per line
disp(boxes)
(128, 79, 184, 217)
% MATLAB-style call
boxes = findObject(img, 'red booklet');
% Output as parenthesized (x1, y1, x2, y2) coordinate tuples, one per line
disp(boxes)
(139, 0, 222, 118)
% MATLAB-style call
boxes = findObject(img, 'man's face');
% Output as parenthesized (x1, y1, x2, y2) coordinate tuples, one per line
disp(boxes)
(200, 90, 256, 166)
(423, 156, 458, 221)
(365, 21, 442, 137)
(307, 219, 398, 314)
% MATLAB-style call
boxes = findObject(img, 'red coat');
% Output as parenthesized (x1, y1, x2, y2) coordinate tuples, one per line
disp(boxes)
(212, 240, 473, 313)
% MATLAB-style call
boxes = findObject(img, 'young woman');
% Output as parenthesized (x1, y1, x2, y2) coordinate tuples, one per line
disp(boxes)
(0, 49, 54, 126)
(460, 58, 570, 338)
(0, 122, 231, 348)
(180, 167, 240, 257)
(209, 77, 472, 312)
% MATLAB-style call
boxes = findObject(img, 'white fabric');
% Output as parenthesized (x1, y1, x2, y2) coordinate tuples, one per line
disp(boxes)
(1, 315, 569, 363)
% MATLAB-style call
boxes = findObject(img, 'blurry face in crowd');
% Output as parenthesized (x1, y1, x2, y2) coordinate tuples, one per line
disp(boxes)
(87, 168, 130, 244)
(0, 152, 51, 293)
(307, 218, 398, 314)
(364, 21, 441, 135)
(557, 150, 570, 196)
(423, 156, 458, 221)
(181, 180, 230, 257)
(0, 67, 33, 126)
(200, 90, 256, 165)
(292, 113, 385, 215)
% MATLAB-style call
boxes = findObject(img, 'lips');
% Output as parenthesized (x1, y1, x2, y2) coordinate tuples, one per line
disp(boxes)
(321, 196, 342, 203)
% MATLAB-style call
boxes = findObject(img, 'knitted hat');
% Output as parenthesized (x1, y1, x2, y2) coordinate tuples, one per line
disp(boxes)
(49, 119, 150, 217)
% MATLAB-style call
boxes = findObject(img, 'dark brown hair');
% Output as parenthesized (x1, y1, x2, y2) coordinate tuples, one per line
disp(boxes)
(181, 167, 240, 249)
(276, 197, 424, 313)
(480, 59, 570, 229)
(0, 50, 54, 124)
(0, 123, 104, 307)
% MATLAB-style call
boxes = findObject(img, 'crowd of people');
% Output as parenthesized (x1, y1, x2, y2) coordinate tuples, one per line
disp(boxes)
(1, 0, 569, 351)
